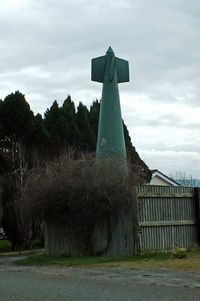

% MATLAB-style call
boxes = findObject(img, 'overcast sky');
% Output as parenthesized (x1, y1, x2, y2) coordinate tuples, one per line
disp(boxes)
(1, 0, 200, 177)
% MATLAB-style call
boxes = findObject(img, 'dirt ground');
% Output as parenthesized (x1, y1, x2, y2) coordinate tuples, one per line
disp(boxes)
(1, 255, 200, 301)
(1, 255, 200, 289)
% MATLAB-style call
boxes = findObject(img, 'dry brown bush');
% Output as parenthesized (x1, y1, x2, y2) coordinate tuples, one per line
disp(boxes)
(23, 154, 137, 250)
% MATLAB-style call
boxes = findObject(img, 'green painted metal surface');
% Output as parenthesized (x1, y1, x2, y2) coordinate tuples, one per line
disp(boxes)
(92, 47, 129, 159)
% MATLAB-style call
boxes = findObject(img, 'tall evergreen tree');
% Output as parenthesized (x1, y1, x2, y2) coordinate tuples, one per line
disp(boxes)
(123, 122, 151, 181)
(44, 100, 69, 154)
(89, 99, 100, 141)
(32, 113, 50, 144)
(1, 91, 35, 171)
(0, 91, 35, 250)
(27, 113, 51, 165)
(2, 91, 34, 141)
(76, 102, 96, 151)
(0, 99, 3, 139)
(61, 96, 81, 146)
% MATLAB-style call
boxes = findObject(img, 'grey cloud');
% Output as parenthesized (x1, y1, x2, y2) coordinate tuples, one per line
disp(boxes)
(138, 148, 200, 177)
(124, 108, 200, 130)
(1, 0, 200, 175)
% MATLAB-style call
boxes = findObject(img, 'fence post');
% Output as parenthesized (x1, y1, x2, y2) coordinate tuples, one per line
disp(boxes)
(194, 188, 200, 246)
(132, 186, 141, 254)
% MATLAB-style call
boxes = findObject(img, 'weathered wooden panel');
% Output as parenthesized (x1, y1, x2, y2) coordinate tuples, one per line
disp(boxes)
(194, 188, 200, 245)
(44, 201, 137, 256)
(140, 225, 196, 251)
(136, 185, 197, 252)
(140, 220, 195, 226)
(44, 221, 84, 256)
(136, 185, 194, 195)
(139, 197, 195, 222)
(44, 185, 198, 256)
(105, 208, 136, 256)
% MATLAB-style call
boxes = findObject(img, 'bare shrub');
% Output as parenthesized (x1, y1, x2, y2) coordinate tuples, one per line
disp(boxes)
(2, 172, 33, 250)
(23, 154, 135, 253)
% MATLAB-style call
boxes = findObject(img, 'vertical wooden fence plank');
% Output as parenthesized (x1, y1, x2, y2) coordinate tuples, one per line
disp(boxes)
(137, 185, 196, 251)
(194, 187, 200, 246)
(132, 186, 141, 254)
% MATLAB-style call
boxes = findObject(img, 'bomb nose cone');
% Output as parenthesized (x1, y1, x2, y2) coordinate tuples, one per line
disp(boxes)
(106, 46, 114, 54)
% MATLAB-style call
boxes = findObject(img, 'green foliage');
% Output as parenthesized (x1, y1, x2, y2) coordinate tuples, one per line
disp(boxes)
(0, 240, 12, 253)
(0, 91, 150, 178)
(61, 96, 81, 145)
(0, 90, 151, 252)
(0, 91, 150, 176)
(2, 91, 34, 139)
(16, 251, 172, 266)
(172, 248, 187, 259)
(32, 239, 44, 249)
(0, 239, 43, 254)
(0, 91, 37, 170)
(76, 102, 96, 151)
(123, 122, 152, 182)
(32, 113, 50, 145)
(13, 248, 200, 271)
(0, 99, 4, 139)
(44, 100, 68, 145)
(89, 99, 100, 140)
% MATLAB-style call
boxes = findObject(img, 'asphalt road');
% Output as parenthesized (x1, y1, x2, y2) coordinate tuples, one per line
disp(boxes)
(1, 256, 200, 301)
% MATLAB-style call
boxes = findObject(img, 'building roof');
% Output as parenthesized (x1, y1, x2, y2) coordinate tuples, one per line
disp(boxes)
(151, 169, 181, 186)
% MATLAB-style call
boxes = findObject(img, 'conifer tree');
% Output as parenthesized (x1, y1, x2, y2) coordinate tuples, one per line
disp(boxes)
(0, 99, 3, 139)
(44, 100, 68, 154)
(1, 91, 35, 171)
(76, 102, 96, 151)
(0, 91, 35, 250)
(2, 91, 34, 141)
(89, 99, 100, 141)
(123, 122, 151, 181)
(28, 113, 51, 164)
(61, 96, 81, 146)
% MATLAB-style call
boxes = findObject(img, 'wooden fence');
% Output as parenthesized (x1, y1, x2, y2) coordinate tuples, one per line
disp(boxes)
(44, 185, 200, 256)
(136, 185, 199, 252)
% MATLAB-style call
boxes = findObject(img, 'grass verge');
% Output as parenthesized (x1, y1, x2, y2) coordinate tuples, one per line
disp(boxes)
(0, 240, 12, 253)
(15, 248, 200, 271)
(0, 239, 44, 256)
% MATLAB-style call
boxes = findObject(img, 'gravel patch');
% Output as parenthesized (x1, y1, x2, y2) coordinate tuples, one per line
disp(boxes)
(1, 255, 200, 289)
